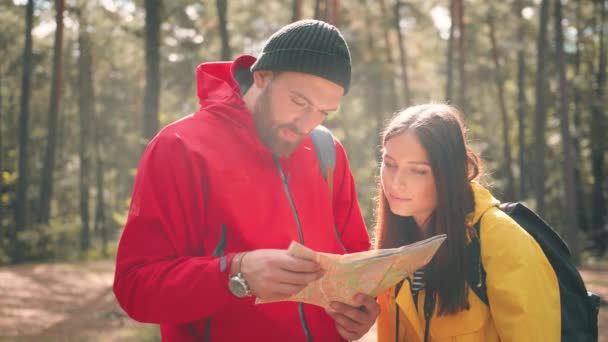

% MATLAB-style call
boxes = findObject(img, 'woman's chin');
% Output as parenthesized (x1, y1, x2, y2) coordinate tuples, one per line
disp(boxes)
(389, 206, 413, 217)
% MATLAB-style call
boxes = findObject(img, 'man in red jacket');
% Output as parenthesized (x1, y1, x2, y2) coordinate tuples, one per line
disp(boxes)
(113, 20, 376, 341)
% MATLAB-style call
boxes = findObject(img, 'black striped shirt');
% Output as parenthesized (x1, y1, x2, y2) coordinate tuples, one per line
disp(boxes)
(410, 269, 425, 298)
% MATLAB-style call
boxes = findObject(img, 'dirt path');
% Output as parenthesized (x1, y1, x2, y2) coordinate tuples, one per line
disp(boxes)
(0, 260, 606, 341)
(0, 261, 157, 342)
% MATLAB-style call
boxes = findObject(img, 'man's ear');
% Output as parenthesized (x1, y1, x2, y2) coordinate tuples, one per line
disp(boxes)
(252, 70, 273, 89)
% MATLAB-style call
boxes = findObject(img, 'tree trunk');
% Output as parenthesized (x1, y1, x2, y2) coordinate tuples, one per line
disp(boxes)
(515, 0, 528, 199)
(554, 0, 580, 258)
(77, 8, 95, 252)
(446, 0, 455, 102)
(292, 0, 302, 22)
(92, 94, 107, 256)
(456, 0, 466, 112)
(216, 0, 231, 60)
(534, 0, 550, 216)
(14, 0, 35, 261)
(38, 0, 66, 224)
(315, 0, 329, 21)
(363, 0, 383, 162)
(573, 0, 589, 233)
(95, 137, 107, 257)
(488, 12, 515, 201)
(329, 0, 340, 26)
(143, 0, 161, 141)
(0, 72, 3, 237)
(590, 0, 607, 254)
(377, 0, 398, 110)
(393, 0, 411, 107)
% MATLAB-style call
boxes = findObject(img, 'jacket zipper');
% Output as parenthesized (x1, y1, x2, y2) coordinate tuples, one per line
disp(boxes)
(273, 156, 312, 342)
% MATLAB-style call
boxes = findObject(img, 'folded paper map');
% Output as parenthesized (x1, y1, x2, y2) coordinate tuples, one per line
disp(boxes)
(256, 234, 447, 308)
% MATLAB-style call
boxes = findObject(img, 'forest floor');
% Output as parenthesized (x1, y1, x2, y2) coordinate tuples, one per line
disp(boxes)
(0, 260, 606, 341)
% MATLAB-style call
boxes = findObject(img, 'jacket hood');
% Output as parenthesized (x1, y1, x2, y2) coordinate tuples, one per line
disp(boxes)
(196, 55, 256, 106)
(195, 55, 258, 129)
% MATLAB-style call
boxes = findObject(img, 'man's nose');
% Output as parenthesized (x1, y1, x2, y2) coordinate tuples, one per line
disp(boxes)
(295, 111, 325, 134)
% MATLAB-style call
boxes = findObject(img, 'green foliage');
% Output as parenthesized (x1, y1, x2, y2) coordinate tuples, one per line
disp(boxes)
(0, 0, 606, 263)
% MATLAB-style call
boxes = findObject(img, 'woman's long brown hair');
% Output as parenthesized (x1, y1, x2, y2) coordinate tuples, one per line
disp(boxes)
(374, 104, 482, 315)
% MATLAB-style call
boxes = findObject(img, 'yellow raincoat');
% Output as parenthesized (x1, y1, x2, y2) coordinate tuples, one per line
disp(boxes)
(377, 183, 560, 342)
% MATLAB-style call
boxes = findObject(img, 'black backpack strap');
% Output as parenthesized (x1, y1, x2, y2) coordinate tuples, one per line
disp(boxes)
(423, 290, 436, 342)
(468, 221, 489, 306)
(310, 126, 347, 252)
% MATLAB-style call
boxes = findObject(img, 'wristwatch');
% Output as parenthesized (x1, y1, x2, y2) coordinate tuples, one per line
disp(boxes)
(229, 272, 252, 298)
(228, 252, 252, 298)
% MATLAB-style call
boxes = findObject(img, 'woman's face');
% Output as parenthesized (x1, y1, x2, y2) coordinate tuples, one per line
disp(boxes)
(381, 131, 438, 227)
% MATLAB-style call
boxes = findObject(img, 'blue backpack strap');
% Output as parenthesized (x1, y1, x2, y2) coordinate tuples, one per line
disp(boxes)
(310, 125, 347, 252)
(310, 125, 336, 198)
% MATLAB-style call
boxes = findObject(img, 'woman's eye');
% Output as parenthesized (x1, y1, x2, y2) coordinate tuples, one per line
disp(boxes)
(412, 169, 428, 175)
(383, 161, 396, 168)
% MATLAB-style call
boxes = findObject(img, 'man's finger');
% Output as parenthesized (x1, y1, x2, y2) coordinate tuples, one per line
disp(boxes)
(328, 311, 362, 331)
(273, 269, 324, 286)
(355, 294, 381, 315)
(335, 323, 360, 341)
(330, 301, 368, 324)
(279, 255, 321, 273)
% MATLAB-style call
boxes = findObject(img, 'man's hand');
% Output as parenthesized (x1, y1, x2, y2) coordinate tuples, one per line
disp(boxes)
(239, 249, 323, 301)
(327, 294, 380, 341)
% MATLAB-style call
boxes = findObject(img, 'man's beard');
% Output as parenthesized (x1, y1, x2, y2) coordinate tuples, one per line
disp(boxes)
(252, 84, 305, 157)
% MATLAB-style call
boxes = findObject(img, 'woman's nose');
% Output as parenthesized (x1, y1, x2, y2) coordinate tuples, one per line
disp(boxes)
(393, 170, 408, 190)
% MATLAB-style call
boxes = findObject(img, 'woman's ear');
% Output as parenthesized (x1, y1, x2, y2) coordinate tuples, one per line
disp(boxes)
(252, 70, 273, 89)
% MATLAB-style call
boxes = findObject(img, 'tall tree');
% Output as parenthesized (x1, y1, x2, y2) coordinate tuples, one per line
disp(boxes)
(327, 0, 340, 26)
(77, 7, 95, 252)
(456, 0, 466, 112)
(94, 126, 107, 256)
(488, 11, 515, 200)
(591, 0, 607, 254)
(554, 0, 580, 258)
(216, 0, 231, 60)
(13, 0, 35, 262)
(378, 0, 398, 110)
(362, 0, 383, 161)
(143, 0, 161, 140)
(393, 0, 411, 107)
(446, 0, 455, 102)
(515, 0, 528, 199)
(534, 0, 550, 215)
(572, 0, 589, 233)
(292, 0, 302, 22)
(314, 0, 323, 19)
(0, 72, 4, 234)
(38, 0, 66, 224)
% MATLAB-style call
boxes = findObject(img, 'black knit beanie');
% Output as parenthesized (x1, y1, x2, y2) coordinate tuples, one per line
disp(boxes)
(250, 19, 352, 94)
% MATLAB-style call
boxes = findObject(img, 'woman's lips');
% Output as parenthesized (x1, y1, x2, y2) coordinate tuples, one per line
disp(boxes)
(389, 194, 412, 202)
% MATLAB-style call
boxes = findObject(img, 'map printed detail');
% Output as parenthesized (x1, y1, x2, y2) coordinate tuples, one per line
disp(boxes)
(256, 234, 447, 308)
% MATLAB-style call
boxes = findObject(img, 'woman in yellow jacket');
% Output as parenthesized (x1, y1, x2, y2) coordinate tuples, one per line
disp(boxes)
(375, 104, 560, 342)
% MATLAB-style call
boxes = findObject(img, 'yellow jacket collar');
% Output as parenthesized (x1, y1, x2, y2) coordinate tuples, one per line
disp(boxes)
(466, 182, 500, 227)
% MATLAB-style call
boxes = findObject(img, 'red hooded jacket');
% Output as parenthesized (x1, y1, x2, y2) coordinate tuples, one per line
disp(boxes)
(113, 56, 371, 341)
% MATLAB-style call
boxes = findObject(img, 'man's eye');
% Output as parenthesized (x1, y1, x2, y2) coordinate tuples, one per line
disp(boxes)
(291, 97, 306, 107)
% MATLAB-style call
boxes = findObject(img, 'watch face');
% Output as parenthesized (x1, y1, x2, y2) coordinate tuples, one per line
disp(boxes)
(229, 276, 247, 297)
